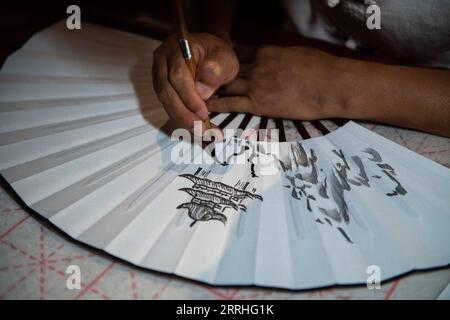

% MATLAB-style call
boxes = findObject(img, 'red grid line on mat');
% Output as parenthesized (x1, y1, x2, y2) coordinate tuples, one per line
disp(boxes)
(201, 286, 229, 299)
(39, 225, 45, 300)
(46, 264, 110, 300)
(74, 262, 115, 300)
(46, 256, 94, 264)
(201, 287, 241, 300)
(0, 262, 37, 271)
(0, 267, 37, 299)
(47, 244, 65, 259)
(151, 279, 171, 300)
(228, 289, 240, 300)
(0, 216, 29, 241)
(414, 136, 429, 152)
(394, 129, 411, 150)
(1, 239, 38, 261)
(130, 270, 139, 300)
(235, 290, 274, 300)
(0, 211, 116, 300)
(307, 288, 336, 298)
(59, 253, 96, 262)
(422, 149, 450, 155)
(384, 279, 400, 300)
(335, 294, 351, 300)
(1, 207, 23, 214)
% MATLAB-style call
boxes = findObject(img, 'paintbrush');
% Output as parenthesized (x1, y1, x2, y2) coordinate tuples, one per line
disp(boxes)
(170, 0, 212, 130)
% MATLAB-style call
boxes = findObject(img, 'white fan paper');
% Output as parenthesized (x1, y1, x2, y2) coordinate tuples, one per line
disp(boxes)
(1, 21, 449, 290)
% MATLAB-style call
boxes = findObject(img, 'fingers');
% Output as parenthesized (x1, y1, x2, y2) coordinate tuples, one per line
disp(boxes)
(162, 84, 203, 132)
(195, 48, 239, 100)
(167, 52, 209, 119)
(218, 78, 249, 96)
(152, 33, 240, 133)
(152, 53, 202, 131)
(207, 96, 254, 114)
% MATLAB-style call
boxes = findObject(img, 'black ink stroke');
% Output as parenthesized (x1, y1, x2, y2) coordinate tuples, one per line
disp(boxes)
(280, 144, 407, 244)
(363, 148, 382, 162)
(178, 173, 263, 226)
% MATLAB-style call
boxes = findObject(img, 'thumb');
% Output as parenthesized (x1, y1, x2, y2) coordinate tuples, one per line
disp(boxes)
(195, 52, 238, 100)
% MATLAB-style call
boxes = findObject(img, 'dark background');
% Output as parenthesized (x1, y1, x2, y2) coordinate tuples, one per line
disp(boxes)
(0, 0, 294, 64)
(0, 0, 385, 66)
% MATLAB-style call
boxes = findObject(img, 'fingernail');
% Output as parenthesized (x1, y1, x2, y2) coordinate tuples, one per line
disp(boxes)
(196, 81, 214, 100)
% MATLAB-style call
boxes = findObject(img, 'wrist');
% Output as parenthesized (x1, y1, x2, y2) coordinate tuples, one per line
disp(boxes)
(315, 56, 349, 119)
(326, 56, 370, 120)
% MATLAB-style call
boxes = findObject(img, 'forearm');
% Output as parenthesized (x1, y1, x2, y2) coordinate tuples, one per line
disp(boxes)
(331, 58, 450, 137)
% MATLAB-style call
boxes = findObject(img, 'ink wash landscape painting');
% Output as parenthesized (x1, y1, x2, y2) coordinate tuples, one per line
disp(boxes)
(113, 122, 448, 289)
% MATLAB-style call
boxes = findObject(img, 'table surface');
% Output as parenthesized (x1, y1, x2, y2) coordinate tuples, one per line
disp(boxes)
(1, 121, 449, 300)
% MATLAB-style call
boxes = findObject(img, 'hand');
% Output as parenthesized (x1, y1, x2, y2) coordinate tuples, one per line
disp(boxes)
(152, 33, 239, 131)
(207, 46, 343, 120)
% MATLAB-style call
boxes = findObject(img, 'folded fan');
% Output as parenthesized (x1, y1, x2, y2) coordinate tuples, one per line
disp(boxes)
(0, 21, 449, 289)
